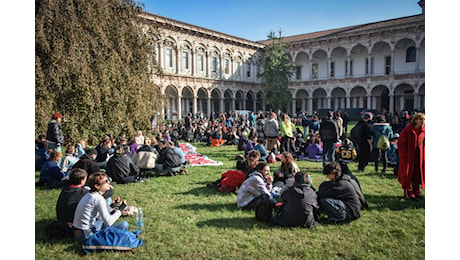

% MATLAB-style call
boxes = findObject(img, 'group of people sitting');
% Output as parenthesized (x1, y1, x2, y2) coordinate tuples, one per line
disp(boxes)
(36, 133, 190, 189)
(208, 148, 368, 227)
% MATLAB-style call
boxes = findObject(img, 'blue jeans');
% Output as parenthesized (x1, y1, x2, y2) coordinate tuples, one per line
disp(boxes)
(74, 220, 129, 244)
(319, 197, 351, 222)
(322, 142, 336, 166)
(155, 164, 181, 176)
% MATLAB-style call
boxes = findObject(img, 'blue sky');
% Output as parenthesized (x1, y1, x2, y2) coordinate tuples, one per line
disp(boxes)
(140, 0, 423, 41)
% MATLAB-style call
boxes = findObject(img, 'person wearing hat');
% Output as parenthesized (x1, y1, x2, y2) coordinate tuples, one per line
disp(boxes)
(46, 112, 65, 153)
(72, 149, 101, 175)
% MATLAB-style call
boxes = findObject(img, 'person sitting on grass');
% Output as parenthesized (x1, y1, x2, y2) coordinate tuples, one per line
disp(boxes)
(273, 172, 320, 228)
(273, 152, 300, 188)
(72, 172, 129, 245)
(60, 144, 79, 175)
(72, 149, 100, 175)
(316, 162, 362, 224)
(37, 150, 69, 189)
(236, 162, 275, 210)
(244, 134, 257, 157)
(304, 137, 323, 162)
(253, 138, 269, 162)
(155, 138, 182, 176)
(106, 144, 139, 184)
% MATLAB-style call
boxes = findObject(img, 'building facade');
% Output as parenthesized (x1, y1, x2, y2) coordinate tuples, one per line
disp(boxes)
(140, 5, 424, 119)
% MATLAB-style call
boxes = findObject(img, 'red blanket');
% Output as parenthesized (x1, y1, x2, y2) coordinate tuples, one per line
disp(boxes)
(179, 143, 223, 166)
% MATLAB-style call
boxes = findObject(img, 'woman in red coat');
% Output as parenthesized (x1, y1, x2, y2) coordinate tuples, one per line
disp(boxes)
(397, 112, 425, 201)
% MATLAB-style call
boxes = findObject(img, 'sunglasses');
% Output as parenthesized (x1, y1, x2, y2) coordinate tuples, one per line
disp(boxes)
(99, 177, 111, 185)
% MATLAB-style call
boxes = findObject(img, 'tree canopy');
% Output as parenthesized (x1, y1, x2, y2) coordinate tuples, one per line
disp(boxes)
(260, 30, 294, 111)
(35, 0, 164, 144)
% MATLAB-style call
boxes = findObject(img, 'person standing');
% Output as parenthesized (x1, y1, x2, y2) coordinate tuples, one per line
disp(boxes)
(397, 113, 425, 201)
(46, 112, 65, 153)
(319, 111, 339, 166)
(370, 114, 394, 173)
(357, 113, 373, 172)
(264, 112, 280, 154)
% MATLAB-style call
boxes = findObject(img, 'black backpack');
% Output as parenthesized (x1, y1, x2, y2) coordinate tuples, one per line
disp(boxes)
(350, 121, 364, 144)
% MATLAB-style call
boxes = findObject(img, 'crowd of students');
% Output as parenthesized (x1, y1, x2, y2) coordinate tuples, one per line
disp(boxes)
(37, 108, 424, 251)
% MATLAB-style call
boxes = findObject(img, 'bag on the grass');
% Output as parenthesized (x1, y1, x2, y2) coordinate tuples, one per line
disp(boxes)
(81, 228, 143, 254)
(254, 194, 273, 223)
(44, 220, 73, 240)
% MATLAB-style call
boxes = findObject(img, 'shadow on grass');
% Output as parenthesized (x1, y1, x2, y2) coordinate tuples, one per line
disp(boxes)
(35, 219, 83, 255)
(365, 194, 425, 211)
(196, 217, 271, 229)
(174, 202, 238, 212)
(174, 185, 235, 197)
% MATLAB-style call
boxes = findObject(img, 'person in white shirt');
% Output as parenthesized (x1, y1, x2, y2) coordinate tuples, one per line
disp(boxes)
(72, 172, 129, 244)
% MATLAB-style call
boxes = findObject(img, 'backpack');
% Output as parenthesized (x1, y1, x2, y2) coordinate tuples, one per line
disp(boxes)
(350, 122, 363, 144)
(377, 132, 390, 150)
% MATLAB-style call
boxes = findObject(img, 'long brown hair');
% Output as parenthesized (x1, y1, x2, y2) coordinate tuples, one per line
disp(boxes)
(410, 112, 425, 127)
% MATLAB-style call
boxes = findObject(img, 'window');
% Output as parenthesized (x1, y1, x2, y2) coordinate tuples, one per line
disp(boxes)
(296, 66, 301, 80)
(246, 63, 251, 77)
(365, 57, 374, 74)
(312, 63, 318, 79)
(365, 58, 369, 74)
(345, 60, 348, 75)
(224, 59, 230, 74)
(182, 51, 189, 70)
(212, 57, 218, 73)
(236, 61, 241, 77)
(385, 56, 391, 75)
(330, 62, 335, 77)
(197, 54, 204, 72)
(166, 48, 173, 68)
(406, 46, 416, 62)
(256, 65, 261, 78)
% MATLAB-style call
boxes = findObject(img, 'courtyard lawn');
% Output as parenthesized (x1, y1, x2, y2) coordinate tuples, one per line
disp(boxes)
(35, 141, 424, 259)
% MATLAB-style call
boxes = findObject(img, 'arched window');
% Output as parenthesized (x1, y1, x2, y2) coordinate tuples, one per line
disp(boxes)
(406, 46, 416, 62)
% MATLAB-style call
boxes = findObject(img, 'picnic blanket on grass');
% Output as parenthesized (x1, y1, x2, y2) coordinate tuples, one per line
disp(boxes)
(179, 143, 223, 166)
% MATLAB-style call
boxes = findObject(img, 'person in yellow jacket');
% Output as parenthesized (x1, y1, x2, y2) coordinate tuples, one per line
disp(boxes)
(279, 114, 297, 154)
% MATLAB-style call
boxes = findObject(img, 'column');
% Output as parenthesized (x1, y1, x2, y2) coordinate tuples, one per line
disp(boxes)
(389, 93, 394, 113)
(400, 96, 405, 111)
(367, 95, 371, 109)
(232, 98, 236, 112)
(309, 59, 313, 80)
(346, 94, 351, 109)
(301, 99, 306, 112)
(177, 95, 182, 119)
(415, 47, 420, 73)
(414, 92, 420, 111)
(292, 99, 296, 115)
(372, 96, 377, 110)
(253, 100, 257, 113)
(347, 55, 351, 77)
(220, 97, 224, 114)
(327, 57, 331, 78)
(308, 97, 313, 113)
(158, 43, 163, 69)
(243, 98, 247, 110)
(368, 53, 372, 75)
(207, 96, 211, 119)
(326, 96, 331, 109)
(390, 50, 395, 75)
(206, 53, 210, 77)
(176, 50, 180, 74)
(191, 51, 195, 76)
(193, 95, 197, 115)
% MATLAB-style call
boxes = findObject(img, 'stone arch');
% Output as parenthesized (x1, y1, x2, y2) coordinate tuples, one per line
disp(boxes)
(312, 88, 327, 110)
(197, 88, 208, 115)
(350, 44, 368, 76)
(370, 85, 390, 111)
(394, 83, 415, 112)
(294, 51, 309, 80)
(295, 89, 309, 113)
(246, 91, 255, 111)
(235, 90, 245, 110)
(211, 88, 222, 115)
(181, 86, 194, 117)
(330, 47, 347, 78)
(350, 86, 368, 109)
(371, 41, 391, 76)
(394, 38, 417, 74)
(224, 89, 233, 112)
(311, 49, 327, 79)
(331, 87, 346, 110)
(164, 85, 179, 119)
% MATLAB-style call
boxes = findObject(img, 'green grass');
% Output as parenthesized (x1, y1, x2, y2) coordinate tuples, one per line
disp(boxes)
(35, 141, 424, 259)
